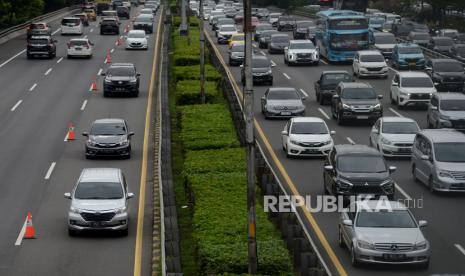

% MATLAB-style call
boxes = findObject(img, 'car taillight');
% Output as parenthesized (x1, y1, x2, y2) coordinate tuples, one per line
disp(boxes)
(85, 43, 90, 49)
(67, 43, 71, 49)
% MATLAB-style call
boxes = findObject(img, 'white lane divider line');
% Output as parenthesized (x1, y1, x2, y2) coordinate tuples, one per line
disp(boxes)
(81, 99, 88, 111)
(0, 49, 26, 69)
(346, 137, 356, 145)
(97, 68, 103, 76)
(395, 184, 412, 200)
(110, 48, 115, 53)
(389, 107, 404, 117)
(260, 50, 266, 56)
(44, 162, 56, 180)
(320, 59, 328, 65)
(44, 68, 52, 76)
(84, 35, 88, 39)
(10, 100, 22, 111)
(29, 83, 37, 91)
(388, 66, 399, 73)
(318, 108, 330, 120)
(14, 216, 28, 246)
(283, 72, 291, 80)
(271, 60, 276, 66)
(300, 88, 309, 97)
(52, 28, 61, 35)
(455, 244, 465, 256)
(57, 57, 63, 64)
(90, 28, 94, 32)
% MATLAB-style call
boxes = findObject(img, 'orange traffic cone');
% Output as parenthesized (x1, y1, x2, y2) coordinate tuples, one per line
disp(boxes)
(24, 212, 35, 239)
(67, 123, 75, 141)
(105, 50, 111, 64)
(90, 76, 98, 91)
(124, 25, 129, 33)
(116, 37, 123, 46)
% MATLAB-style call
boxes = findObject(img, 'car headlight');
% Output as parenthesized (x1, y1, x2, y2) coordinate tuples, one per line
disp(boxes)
(104, 78, 112, 83)
(381, 137, 392, 145)
(119, 139, 129, 146)
(342, 103, 351, 110)
(290, 140, 299, 145)
(70, 206, 80, 213)
(288, 54, 294, 60)
(267, 69, 272, 74)
(357, 240, 375, 250)
(87, 140, 97, 146)
(130, 78, 137, 83)
(337, 178, 353, 188)
(399, 91, 410, 96)
(373, 103, 381, 110)
(439, 114, 450, 121)
(322, 140, 332, 146)
(115, 206, 127, 214)
(438, 170, 453, 178)
(413, 240, 427, 250)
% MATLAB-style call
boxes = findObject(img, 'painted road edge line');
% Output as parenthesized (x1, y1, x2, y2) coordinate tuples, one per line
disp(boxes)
(346, 137, 355, 145)
(389, 107, 404, 117)
(14, 216, 28, 246)
(57, 57, 63, 63)
(455, 244, 465, 256)
(29, 83, 37, 91)
(318, 108, 330, 120)
(283, 72, 291, 79)
(81, 100, 88, 111)
(300, 88, 309, 97)
(44, 162, 56, 180)
(45, 68, 53, 76)
(0, 49, 26, 69)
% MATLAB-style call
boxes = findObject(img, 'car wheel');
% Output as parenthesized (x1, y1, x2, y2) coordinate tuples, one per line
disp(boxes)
(27, 53, 32, 59)
(337, 113, 344, 125)
(104, 91, 111, 97)
(68, 228, 78, 236)
(351, 245, 359, 267)
(412, 165, 419, 182)
(428, 177, 436, 193)
(419, 259, 430, 269)
(397, 97, 403, 109)
(318, 94, 325, 105)
(133, 91, 139, 97)
(338, 226, 345, 248)
(284, 58, 288, 65)
(120, 228, 128, 236)
(269, 80, 273, 86)
(390, 91, 395, 104)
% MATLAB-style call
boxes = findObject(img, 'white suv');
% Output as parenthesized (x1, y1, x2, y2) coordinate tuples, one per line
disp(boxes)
(390, 71, 436, 109)
(281, 117, 335, 157)
(284, 40, 319, 66)
(352, 50, 388, 78)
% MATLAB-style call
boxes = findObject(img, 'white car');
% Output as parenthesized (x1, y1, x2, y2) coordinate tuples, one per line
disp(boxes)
(61, 17, 84, 35)
(353, 50, 388, 78)
(139, 8, 154, 15)
(269, 13, 281, 27)
(67, 38, 94, 58)
(281, 117, 335, 157)
(369, 117, 420, 157)
(390, 71, 436, 109)
(125, 30, 148, 50)
(284, 40, 319, 66)
(217, 24, 237, 44)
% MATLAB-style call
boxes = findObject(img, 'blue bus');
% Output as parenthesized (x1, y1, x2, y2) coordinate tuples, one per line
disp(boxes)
(315, 10, 370, 62)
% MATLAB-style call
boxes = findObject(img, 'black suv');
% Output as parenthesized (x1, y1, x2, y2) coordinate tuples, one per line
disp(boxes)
(241, 55, 273, 85)
(315, 71, 353, 105)
(331, 82, 383, 125)
(277, 15, 296, 32)
(100, 18, 120, 35)
(133, 14, 154, 34)
(117, 6, 130, 19)
(83, 118, 134, 159)
(323, 144, 396, 201)
(426, 59, 465, 92)
(27, 35, 57, 59)
(293, 21, 314, 39)
(102, 63, 140, 97)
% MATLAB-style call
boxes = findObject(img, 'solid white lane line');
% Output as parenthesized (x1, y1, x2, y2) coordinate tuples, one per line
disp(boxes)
(300, 88, 309, 97)
(44, 162, 56, 180)
(455, 244, 465, 256)
(389, 107, 404, 117)
(388, 66, 399, 73)
(320, 58, 328, 65)
(81, 100, 88, 111)
(260, 50, 266, 56)
(51, 28, 61, 35)
(318, 108, 330, 120)
(45, 68, 52, 75)
(14, 217, 28, 246)
(57, 57, 63, 63)
(110, 48, 115, 53)
(29, 83, 37, 91)
(10, 100, 22, 111)
(84, 35, 88, 39)
(395, 184, 412, 200)
(97, 68, 103, 76)
(346, 137, 355, 145)
(271, 60, 276, 66)
(0, 50, 26, 69)
(283, 72, 291, 80)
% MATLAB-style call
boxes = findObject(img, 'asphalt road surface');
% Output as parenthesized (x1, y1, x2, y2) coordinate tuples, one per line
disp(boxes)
(205, 21, 465, 276)
(0, 6, 160, 276)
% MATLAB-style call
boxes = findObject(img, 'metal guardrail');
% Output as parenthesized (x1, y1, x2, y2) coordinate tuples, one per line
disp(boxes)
(0, 5, 80, 39)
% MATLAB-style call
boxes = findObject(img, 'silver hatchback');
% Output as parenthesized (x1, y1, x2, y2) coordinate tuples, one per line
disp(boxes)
(65, 168, 134, 236)
(339, 200, 430, 268)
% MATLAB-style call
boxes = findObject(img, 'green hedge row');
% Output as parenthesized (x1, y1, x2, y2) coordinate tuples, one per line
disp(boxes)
(176, 80, 220, 105)
(173, 16, 200, 27)
(174, 65, 222, 82)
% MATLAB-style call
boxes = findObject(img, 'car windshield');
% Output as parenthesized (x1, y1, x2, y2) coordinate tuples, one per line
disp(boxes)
(297, 21, 314, 28)
(360, 54, 384, 62)
(356, 210, 417, 228)
(411, 33, 430, 40)
(291, 122, 328, 134)
(329, 18, 368, 30)
(74, 182, 124, 200)
(290, 43, 315, 50)
(221, 26, 236, 32)
(271, 36, 289, 43)
(91, 122, 127, 135)
(280, 17, 294, 22)
(337, 155, 386, 173)
(256, 24, 272, 31)
(341, 88, 376, 99)
(107, 67, 135, 77)
(128, 31, 146, 38)
(141, 9, 152, 14)
(136, 16, 152, 22)
(322, 73, 352, 84)
(84, 9, 94, 13)
(434, 143, 465, 162)
(401, 77, 433, 87)
(434, 62, 463, 72)
(252, 58, 270, 68)
(398, 46, 422, 54)
(268, 89, 300, 100)
(375, 34, 396, 44)
(231, 45, 244, 52)
(440, 100, 465, 111)
(382, 122, 419, 134)
(435, 38, 453, 46)
(102, 11, 117, 16)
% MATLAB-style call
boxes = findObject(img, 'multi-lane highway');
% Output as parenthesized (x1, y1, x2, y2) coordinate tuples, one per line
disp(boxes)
(0, 5, 160, 276)
(205, 19, 465, 275)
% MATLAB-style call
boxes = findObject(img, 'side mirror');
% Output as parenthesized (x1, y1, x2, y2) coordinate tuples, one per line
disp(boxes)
(281, 130, 288, 136)
(136, 73, 141, 77)
(391, 82, 398, 86)
(239, 64, 244, 68)
(271, 63, 276, 67)
(418, 220, 428, 227)
(377, 95, 383, 99)
(324, 165, 333, 171)
(284, 46, 288, 51)
(372, 129, 379, 134)
(330, 130, 336, 135)
(129, 132, 135, 136)
(425, 67, 432, 71)
(64, 192, 72, 199)
(431, 106, 438, 110)
(421, 155, 430, 161)
(53, 39, 58, 43)
(261, 96, 266, 100)
(101, 72, 106, 76)
(82, 132, 89, 137)
(332, 94, 340, 99)
(389, 166, 397, 173)
(342, 219, 353, 226)
(127, 192, 135, 199)
(301, 96, 307, 101)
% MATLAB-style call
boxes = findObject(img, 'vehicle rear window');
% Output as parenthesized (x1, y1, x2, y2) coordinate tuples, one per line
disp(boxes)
(434, 37, 453, 46)
(434, 143, 465, 162)
(30, 39, 48, 44)
(440, 100, 465, 111)
(231, 44, 244, 52)
(337, 155, 386, 173)
(291, 122, 328, 134)
(360, 54, 384, 62)
(61, 18, 80, 25)
(107, 66, 136, 77)
(401, 77, 433, 87)
(268, 89, 300, 100)
(70, 40, 88, 46)
(31, 23, 45, 29)
(91, 122, 127, 135)
(75, 182, 123, 200)
(341, 88, 376, 99)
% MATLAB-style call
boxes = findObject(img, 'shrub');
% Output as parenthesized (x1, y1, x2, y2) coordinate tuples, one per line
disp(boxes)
(183, 148, 245, 176)
(173, 16, 200, 27)
(176, 80, 220, 105)
(174, 65, 222, 82)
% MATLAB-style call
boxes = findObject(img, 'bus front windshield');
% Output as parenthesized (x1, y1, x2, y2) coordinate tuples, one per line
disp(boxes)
(330, 33, 369, 51)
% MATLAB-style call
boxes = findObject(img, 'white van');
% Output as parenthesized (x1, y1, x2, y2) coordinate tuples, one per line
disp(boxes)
(61, 17, 84, 35)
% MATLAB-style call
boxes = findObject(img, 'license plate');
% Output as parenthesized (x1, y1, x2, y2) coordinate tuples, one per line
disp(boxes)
(408, 62, 416, 67)
(75, 47, 82, 50)
(398, 148, 410, 152)
(116, 88, 125, 91)
(357, 115, 369, 119)
(383, 254, 406, 261)
(281, 112, 291, 116)
(90, 222, 104, 227)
